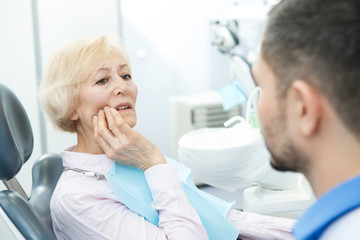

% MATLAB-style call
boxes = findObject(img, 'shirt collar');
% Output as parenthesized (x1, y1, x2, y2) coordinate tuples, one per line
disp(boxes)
(61, 146, 115, 176)
(293, 174, 360, 240)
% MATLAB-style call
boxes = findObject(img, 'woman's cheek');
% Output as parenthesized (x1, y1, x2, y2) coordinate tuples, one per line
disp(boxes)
(132, 85, 138, 103)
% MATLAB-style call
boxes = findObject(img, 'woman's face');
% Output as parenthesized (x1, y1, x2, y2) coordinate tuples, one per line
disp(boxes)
(71, 50, 138, 140)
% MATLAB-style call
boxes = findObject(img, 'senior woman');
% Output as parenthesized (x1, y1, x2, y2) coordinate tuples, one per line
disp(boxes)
(40, 36, 294, 240)
(40, 35, 209, 240)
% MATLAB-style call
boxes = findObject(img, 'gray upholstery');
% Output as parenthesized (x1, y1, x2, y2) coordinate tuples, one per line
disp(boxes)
(29, 153, 64, 232)
(0, 190, 56, 240)
(0, 84, 33, 181)
(0, 83, 63, 239)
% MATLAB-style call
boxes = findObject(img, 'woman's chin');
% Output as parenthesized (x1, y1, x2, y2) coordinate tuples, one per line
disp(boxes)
(123, 117, 137, 128)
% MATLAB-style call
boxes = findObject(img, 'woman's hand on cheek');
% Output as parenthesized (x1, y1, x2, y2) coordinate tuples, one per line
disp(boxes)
(93, 107, 166, 171)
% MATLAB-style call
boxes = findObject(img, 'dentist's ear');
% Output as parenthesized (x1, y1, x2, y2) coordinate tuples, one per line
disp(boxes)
(69, 112, 79, 121)
(291, 80, 322, 137)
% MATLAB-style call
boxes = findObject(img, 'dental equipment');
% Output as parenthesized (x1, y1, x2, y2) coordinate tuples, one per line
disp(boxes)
(178, 88, 314, 218)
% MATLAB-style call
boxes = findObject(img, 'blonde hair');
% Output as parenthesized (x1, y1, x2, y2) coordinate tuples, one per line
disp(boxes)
(40, 35, 130, 132)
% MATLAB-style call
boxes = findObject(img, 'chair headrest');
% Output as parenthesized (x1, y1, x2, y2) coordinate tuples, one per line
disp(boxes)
(0, 83, 33, 181)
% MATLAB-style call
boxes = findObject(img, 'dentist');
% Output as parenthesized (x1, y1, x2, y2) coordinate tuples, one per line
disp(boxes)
(252, 0, 360, 239)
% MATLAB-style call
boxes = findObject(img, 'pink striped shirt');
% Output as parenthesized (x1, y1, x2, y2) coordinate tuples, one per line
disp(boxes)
(51, 147, 295, 240)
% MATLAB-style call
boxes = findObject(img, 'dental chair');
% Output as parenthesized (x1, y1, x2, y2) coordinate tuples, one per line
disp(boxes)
(0, 83, 63, 240)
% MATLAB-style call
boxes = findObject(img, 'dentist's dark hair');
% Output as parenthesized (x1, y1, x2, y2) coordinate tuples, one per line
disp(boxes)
(262, 0, 360, 137)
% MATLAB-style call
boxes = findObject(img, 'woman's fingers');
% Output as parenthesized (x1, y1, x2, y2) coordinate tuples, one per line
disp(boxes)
(110, 108, 131, 134)
(93, 106, 166, 170)
(95, 109, 119, 148)
(104, 107, 121, 136)
(107, 108, 130, 145)
(94, 107, 129, 152)
(93, 115, 112, 153)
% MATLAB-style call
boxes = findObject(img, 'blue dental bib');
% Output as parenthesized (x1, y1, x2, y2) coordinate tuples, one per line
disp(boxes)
(105, 157, 239, 240)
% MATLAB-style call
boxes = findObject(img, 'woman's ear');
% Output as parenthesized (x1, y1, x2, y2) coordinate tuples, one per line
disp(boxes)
(290, 80, 322, 137)
(69, 112, 79, 121)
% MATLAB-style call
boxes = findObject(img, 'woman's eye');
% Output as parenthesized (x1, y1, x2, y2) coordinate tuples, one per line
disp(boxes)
(96, 78, 108, 85)
(121, 74, 132, 80)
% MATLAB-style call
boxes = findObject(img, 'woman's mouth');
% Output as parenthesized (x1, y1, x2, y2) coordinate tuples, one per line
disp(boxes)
(117, 105, 130, 110)
(114, 103, 133, 112)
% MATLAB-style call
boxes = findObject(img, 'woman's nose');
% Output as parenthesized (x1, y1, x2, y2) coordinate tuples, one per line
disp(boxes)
(113, 76, 129, 95)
